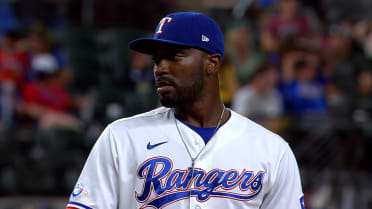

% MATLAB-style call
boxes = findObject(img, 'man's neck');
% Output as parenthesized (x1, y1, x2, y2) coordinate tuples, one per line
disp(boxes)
(173, 99, 228, 128)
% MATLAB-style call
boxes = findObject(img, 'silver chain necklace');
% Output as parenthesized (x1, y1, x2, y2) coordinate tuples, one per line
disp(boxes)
(173, 105, 226, 170)
(172, 105, 226, 203)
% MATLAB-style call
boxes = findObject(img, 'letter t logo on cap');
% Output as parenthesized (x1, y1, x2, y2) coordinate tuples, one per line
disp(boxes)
(156, 17, 173, 35)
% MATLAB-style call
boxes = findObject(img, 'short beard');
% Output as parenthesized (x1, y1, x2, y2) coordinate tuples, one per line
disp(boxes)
(159, 70, 204, 108)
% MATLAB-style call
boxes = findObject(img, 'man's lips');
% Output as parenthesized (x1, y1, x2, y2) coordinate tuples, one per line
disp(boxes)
(157, 85, 174, 95)
(157, 80, 173, 87)
(155, 78, 175, 95)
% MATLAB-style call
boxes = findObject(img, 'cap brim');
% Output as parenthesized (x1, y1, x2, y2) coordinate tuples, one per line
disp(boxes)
(128, 38, 193, 55)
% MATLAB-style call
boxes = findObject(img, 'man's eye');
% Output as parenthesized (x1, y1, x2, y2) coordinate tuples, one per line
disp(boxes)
(175, 53, 184, 58)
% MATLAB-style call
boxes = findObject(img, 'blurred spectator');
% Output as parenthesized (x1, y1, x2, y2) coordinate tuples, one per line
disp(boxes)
(18, 54, 82, 131)
(0, 31, 29, 87)
(0, 31, 29, 128)
(353, 20, 372, 61)
(232, 64, 283, 130)
(0, 31, 29, 88)
(352, 70, 372, 138)
(129, 51, 154, 93)
(325, 79, 351, 119)
(125, 51, 157, 114)
(321, 22, 371, 95)
(280, 50, 327, 115)
(0, 2, 19, 41)
(129, 51, 156, 94)
(26, 22, 71, 83)
(261, 0, 316, 53)
(364, 30, 372, 61)
(218, 58, 239, 107)
(226, 22, 264, 85)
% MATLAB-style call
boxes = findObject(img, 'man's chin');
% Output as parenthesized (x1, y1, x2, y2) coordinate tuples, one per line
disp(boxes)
(159, 94, 182, 108)
(159, 98, 177, 108)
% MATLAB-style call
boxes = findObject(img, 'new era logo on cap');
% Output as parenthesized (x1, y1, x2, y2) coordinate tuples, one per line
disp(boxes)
(128, 12, 225, 59)
(202, 35, 209, 42)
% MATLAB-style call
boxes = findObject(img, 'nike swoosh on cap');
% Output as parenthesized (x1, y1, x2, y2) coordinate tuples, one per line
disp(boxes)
(147, 141, 168, 150)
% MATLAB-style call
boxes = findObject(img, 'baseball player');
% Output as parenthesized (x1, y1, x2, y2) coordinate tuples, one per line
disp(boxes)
(66, 12, 305, 209)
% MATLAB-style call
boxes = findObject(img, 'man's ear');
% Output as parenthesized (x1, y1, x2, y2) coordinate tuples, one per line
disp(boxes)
(206, 54, 222, 75)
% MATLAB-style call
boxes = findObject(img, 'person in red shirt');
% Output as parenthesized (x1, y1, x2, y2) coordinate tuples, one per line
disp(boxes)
(19, 53, 82, 131)
(23, 54, 70, 112)
(0, 31, 29, 88)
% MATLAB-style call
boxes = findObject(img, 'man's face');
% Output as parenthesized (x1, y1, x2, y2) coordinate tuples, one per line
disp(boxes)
(152, 48, 206, 108)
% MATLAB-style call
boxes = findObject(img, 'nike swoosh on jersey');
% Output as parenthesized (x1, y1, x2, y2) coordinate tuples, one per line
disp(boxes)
(147, 141, 168, 150)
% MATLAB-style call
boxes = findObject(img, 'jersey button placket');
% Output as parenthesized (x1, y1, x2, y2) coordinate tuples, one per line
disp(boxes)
(189, 200, 201, 209)
(188, 161, 196, 209)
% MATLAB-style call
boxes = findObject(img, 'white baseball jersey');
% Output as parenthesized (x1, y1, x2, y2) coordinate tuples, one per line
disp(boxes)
(67, 107, 305, 209)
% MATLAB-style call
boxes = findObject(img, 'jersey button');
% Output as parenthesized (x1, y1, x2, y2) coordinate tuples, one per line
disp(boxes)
(195, 205, 201, 209)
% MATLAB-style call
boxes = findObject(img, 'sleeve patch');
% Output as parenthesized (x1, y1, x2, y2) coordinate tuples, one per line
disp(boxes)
(72, 183, 89, 197)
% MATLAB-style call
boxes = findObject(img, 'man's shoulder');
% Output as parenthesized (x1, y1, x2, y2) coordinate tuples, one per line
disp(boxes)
(108, 107, 172, 130)
(230, 110, 288, 147)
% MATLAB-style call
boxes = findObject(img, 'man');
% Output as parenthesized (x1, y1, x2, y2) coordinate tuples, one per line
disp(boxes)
(232, 64, 283, 125)
(66, 12, 305, 209)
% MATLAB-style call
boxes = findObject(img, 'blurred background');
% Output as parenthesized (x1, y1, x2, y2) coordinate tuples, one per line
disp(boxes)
(0, 0, 371, 208)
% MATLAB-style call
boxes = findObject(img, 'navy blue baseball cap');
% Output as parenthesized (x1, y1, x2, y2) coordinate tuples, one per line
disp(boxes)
(129, 12, 225, 59)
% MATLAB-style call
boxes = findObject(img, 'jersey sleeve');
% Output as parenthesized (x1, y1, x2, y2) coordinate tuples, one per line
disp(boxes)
(260, 143, 305, 209)
(67, 125, 119, 209)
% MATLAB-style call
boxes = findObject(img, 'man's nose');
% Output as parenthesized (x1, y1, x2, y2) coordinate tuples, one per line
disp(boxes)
(154, 59, 170, 77)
